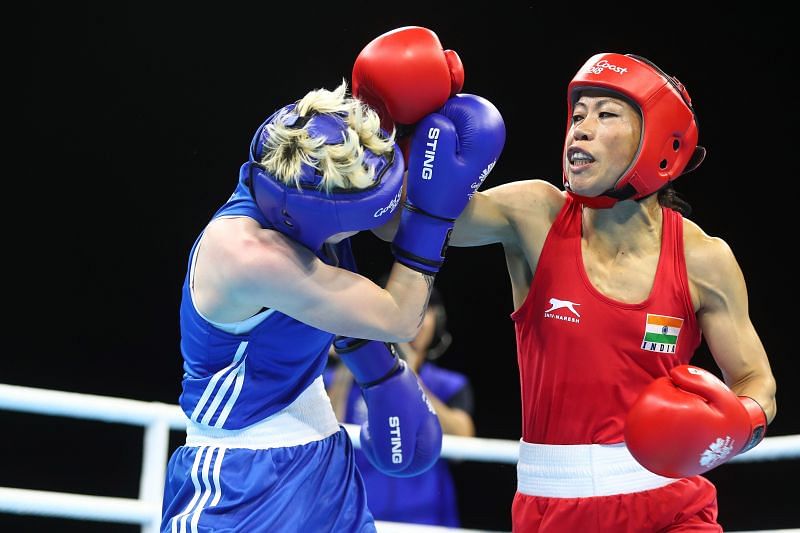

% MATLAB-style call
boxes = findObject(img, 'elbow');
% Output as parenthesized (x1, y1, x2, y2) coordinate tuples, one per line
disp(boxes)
(767, 400, 777, 425)
(369, 322, 418, 344)
(458, 421, 477, 438)
(459, 414, 477, 438)
(757, 373, 778, 424)
(764, 377, 778, 424)
(739, 373, 778, 425)
(392, 322, 421, 343)
(382, 314, 422, 343)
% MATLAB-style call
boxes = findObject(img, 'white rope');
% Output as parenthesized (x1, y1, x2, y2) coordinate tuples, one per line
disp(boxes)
(2, 384, 796, 464)
(342, 419, 521, 463)
(0, 383, 798, 532)
(0, 487, 157, 524)
(729, 434, 800, 463)
(0, 384, 186, 428)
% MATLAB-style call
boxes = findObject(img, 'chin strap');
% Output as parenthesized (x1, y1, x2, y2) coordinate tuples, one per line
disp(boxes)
(565, 182, 637, 208)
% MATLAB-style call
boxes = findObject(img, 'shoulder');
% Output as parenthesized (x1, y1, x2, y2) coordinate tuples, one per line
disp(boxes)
(454, 178, 565, 248)
(479, 179, 566, 240)
(201, 216, 313, 283)
(683, 219, 739, 274)
(682, 218, 744, 299)
(483, 179, 565, 217)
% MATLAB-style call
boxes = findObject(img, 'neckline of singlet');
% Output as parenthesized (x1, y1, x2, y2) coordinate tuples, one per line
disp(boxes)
(573, 204, 673, 311)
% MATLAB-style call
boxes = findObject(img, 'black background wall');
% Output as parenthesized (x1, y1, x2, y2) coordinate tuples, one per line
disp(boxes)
(5, 4, 796, 531)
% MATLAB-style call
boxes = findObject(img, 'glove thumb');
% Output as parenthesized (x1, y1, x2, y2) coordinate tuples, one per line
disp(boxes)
(444, 49, 464, 94)
(394, 413, 442, 477)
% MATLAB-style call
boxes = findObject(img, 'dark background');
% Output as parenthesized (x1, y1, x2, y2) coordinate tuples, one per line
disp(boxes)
(5, 4, 796, 531)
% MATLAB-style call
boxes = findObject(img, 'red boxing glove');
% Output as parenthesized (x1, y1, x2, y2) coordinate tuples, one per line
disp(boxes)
(352, 26, 464, 134)
(625, 365, 767, 478)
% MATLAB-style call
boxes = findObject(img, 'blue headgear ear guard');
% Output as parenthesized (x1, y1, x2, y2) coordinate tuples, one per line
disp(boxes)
(247, 104, 405, 253)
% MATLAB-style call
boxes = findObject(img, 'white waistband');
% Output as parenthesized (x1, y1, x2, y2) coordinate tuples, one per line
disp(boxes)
(517, 440, 677, 497)
(185, 376, 340, 449)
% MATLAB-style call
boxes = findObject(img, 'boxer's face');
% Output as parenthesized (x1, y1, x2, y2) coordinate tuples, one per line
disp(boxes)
(564, 90, 642, 197)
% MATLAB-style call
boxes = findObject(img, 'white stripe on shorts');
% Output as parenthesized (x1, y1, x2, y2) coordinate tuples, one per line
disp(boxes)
(171, 447, 226, 533)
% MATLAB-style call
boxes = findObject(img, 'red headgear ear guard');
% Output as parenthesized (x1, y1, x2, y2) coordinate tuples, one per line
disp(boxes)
(563, 53, 706, 208)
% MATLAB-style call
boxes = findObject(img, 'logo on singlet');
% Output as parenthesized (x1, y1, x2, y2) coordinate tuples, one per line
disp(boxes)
(641, 313, 684, 353)
(544, 297, 581, 324)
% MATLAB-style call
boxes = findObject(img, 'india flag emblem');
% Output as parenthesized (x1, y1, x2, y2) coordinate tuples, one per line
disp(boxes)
(641, 314, 684, 353)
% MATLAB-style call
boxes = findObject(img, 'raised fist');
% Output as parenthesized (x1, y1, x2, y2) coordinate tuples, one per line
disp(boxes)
(352, 26, 464, 134)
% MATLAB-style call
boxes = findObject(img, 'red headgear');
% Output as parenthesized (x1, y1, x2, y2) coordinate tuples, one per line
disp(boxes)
(563, 53, 706, 208)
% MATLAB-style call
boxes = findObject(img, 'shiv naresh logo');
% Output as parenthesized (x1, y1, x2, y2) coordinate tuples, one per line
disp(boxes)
(544, 297, 581, 324)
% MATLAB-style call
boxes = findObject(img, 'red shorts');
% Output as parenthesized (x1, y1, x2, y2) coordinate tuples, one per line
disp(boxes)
(512, 476, 720, 532)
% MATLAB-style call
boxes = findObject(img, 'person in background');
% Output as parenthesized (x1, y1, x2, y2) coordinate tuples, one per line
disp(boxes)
(326, 284, 475, 527)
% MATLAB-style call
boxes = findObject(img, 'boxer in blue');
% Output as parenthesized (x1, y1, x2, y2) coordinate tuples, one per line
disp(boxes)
(160, 27, 506, 533)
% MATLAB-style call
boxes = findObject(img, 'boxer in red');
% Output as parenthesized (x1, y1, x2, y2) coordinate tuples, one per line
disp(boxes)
(377, 52, 777, 531)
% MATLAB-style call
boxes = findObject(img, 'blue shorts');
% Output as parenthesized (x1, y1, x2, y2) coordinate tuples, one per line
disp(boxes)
(161, 427, 375, 532)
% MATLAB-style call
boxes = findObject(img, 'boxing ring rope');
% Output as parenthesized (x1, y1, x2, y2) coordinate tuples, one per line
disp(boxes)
(0, 384, 798, 533)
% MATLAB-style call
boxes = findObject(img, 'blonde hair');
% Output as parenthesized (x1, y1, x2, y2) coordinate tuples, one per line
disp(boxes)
(260, 80, 395, 192)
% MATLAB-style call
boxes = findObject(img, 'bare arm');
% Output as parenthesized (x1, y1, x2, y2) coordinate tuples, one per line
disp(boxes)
(193, 217, 432, 342)
(373, 179, 563, 311)
(688, 230, 777, 422)
(448, 187, 516, 247)
(452, 180, 564, 247)
(374, 179, 562, 248)
(369, 186, 512, 247)
(425, 390, 475, 437)
(370, 171, 520, 247)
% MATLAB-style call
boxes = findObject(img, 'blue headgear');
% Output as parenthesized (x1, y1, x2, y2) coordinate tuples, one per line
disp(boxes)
(247, 104, 404, 253)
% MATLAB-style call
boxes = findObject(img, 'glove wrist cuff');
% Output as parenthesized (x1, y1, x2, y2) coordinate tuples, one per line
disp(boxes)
(402, 202, 457, 224)
(391, 245, 443, 275)
(391, 207, 455, 274)
(334, 337, 401, 388)
(738, 395, 768, 453)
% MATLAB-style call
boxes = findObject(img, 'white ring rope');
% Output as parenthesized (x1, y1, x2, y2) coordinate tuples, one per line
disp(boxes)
(2, 384, 795, 464)
(0, 383, 797, 532)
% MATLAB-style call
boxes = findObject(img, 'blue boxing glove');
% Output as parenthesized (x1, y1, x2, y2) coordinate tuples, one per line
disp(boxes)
(392, 94, 506, 274)
(333, 336, 443, 477)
